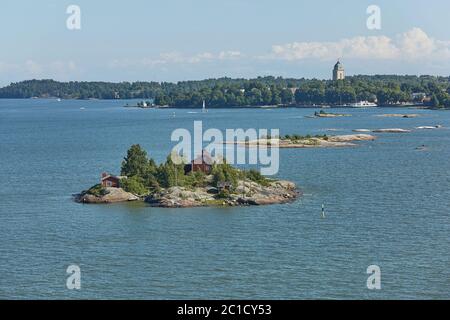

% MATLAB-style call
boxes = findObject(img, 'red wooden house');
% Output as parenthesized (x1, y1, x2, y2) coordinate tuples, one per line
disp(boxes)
(184, 150, 213, 174)
(101, 172, 122, 188)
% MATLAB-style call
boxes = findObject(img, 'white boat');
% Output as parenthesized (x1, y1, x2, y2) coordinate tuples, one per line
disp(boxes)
(348, 101, 377, 108)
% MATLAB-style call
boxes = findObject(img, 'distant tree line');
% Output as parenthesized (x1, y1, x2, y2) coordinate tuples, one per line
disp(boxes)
(1, 75, 449, 107)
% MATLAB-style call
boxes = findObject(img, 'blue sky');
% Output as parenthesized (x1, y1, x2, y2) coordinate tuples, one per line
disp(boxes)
(0, 0, 449, 86)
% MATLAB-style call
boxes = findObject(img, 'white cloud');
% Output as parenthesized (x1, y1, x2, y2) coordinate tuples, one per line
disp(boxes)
(0, 60, 44, 75)
(0, 60, 79, 84)
(0, 61, 15, 73)
(50, 60, 77, 73)
(25, 60, 43, 75)
(109, 50, 243, 69)
(218, 51, 242, 60)
(107, 29, 447, 72)
(269, 28, 450, 62)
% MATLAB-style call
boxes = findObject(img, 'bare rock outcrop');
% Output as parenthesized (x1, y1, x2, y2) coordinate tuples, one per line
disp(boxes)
(145, 180, 299, 208)
(372, 128, 411, 133)
(75, 187, 139, 204)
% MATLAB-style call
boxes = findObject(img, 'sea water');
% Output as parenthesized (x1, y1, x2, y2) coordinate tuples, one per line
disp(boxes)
(0, 99, 449, 299)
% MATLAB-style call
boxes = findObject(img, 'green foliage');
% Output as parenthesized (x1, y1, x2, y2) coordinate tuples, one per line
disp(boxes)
(121, 144, 155, 178)
(2, 76, 448, 108)
(294, 76, 449, 106)
(212, 167, 226, 184)
(211, 162, 239, 187)
(217, 189, 230, 199)
(118, 145, 212, 191)
(444, 97, 450, 108)
(431, 94, 441, 108)
(144, 174, 160, 191)
(283, 134, 328, 142)
(120, 145, 187, 191)
(183, 171, 207, 188)
(87, 184, 108, 196)
(244, 169, 270, 186)
(120, 176, 148, 196)
(156, 155, 185, 188)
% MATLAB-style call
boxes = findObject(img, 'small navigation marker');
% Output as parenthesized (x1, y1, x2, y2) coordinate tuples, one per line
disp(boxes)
(321, 203, 325, 218)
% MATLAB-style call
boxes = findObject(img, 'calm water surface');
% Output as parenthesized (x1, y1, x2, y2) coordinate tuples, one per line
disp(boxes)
(0, 99, 449, 299)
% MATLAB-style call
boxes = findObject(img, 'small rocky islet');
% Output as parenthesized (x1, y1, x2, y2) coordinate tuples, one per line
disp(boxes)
(75, 177, 298, 208)
(225, 133, 376, 148)
(74, 145, 299, 208)
(145, 179, 298, 208)
(304, 110, 352, 118)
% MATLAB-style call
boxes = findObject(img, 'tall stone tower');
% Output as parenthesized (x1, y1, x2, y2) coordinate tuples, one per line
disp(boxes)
(333, 60, 345, 81)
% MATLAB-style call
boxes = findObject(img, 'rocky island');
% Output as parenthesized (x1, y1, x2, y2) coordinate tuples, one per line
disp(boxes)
(309, 110, 352, 118)
(375, 113, 420, 118)
(224, 133, 376, 149)
(372, 128, 412, 133)
(74, 145, 299, 208)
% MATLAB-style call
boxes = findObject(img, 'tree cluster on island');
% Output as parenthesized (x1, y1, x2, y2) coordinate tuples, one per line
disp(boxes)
(79, 144, 299, 207)
(1, 75, 449, 108)
(93, 144, 270, 197)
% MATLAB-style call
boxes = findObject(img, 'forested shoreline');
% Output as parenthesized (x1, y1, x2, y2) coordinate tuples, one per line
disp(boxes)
(1, 75, 449, 107)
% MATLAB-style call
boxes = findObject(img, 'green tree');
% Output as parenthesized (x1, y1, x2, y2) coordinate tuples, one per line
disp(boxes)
(245, 169, 269, 186)
(121, 144, 149, 177)
(261, 87, 272, 105)
(211, 162, 239, 187)
(431, 94, 441, 108)
(121, 176, 148, 195)
(157, 155, 185, 188)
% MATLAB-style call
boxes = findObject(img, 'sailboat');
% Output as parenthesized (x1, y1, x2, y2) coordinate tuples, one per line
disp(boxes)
(202, 100, 207, 113)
